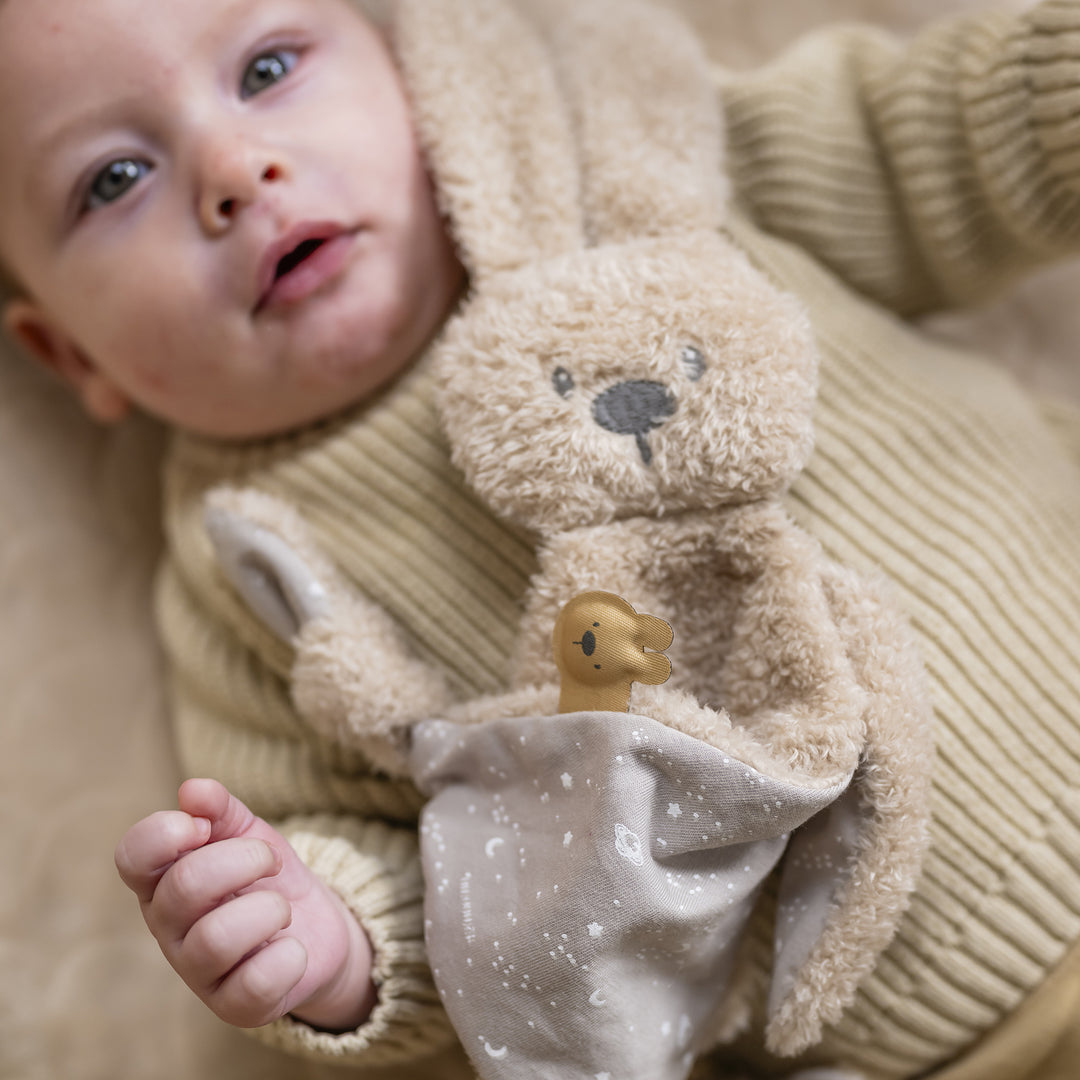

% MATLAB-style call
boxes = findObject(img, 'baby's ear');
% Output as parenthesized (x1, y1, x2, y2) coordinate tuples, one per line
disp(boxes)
(551, 0, 728, 243)
(393, 0, 584, 281)
(2, 298, 131, 423)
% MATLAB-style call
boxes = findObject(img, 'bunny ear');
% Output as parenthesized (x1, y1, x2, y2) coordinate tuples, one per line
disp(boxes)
(549, 0, 728, 244)
(392, 0, 585, 281)
(764, 569, 935, 1056)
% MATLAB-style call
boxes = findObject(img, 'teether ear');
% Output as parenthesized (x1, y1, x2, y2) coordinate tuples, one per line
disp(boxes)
(553, 591, 672, 713)
(550, 0, 728, 243)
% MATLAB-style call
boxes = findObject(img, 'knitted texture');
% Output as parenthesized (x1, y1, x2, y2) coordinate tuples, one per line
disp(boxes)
(256, 816, 457, 1064)
(721, 1, 1080, 313)
(156, 1, 1080, 1075)
(729, 219, 1080, 1080)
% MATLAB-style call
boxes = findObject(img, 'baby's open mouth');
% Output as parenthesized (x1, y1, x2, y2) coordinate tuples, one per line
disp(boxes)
(256, 225, 354, 313)
(274, 238, 327, 281)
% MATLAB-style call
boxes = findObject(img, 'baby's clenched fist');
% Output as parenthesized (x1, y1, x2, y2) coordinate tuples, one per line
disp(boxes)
(114, 778, 376, 1030)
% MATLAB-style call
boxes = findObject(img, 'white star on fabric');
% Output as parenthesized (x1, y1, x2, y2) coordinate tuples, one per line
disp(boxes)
(588, 922, 604, 938)
(561, 772, 573, 789)
(667, 802, 683, 819)
(563, 831, 573, 847)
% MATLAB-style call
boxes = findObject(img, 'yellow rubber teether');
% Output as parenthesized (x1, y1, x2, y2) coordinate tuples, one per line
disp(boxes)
(553, 591, 673, 713)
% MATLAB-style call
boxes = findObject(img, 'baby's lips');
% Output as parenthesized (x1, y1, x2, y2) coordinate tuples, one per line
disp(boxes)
(253, 220, 347, 311)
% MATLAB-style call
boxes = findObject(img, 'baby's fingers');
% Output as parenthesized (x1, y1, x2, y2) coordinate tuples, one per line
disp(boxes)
(178, 889, 294, 993)
(115, 811, 212, 904)
(149, 836, 283, 943)
(210, 935, 309, 1028)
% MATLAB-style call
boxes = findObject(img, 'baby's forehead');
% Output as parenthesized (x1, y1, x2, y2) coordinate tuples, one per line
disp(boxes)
(0, 0, 390, 96)
(0, 0, 359, 155)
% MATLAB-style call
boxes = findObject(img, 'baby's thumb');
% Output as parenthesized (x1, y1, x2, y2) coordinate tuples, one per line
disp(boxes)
(177, 778, 258, 843)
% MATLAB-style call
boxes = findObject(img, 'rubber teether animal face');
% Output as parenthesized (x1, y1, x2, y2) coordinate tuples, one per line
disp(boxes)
(553, 591, 673, 713)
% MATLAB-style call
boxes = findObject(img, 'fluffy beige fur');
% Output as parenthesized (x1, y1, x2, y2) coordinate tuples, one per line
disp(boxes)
(204, 0, 935, 1062)
(423, 0, 936, 1053)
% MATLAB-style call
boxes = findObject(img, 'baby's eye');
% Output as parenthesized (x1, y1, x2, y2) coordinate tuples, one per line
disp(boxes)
(84, 158, 152, 211)
(240, 48, 299, 99)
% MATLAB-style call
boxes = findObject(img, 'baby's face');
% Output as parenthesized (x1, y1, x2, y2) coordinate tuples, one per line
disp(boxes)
(0, 0, 462, 438)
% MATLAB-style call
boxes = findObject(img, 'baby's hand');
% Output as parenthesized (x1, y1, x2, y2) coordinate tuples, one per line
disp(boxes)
(114, 778, 377, 1030)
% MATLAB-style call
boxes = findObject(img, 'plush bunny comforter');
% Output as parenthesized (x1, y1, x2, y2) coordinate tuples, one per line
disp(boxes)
(203, 1, 936, 1076)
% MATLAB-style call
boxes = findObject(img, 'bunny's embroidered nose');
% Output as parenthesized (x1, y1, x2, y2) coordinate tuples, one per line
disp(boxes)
(591, 380, 676, 465)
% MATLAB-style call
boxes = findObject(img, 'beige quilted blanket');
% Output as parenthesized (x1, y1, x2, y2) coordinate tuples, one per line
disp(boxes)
(2, 1, 1074, 1078)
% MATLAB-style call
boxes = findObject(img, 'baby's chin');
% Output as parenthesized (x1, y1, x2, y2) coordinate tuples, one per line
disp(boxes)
(280, 271, 419, 368)
(199, 255, 456, 439)
(237, 355, 418, 440)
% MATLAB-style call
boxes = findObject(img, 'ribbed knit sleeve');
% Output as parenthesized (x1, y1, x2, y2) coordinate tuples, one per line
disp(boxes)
(719, 0, 1080, 314)
(245, 815, 458, 1066)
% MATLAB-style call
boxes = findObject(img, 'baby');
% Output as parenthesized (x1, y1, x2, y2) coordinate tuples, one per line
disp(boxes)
(2, 0, 1079, 1077)
(0, 0, 462, 1039)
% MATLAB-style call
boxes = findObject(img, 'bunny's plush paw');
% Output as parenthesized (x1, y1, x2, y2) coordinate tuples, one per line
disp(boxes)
(205, 487, 452, 774)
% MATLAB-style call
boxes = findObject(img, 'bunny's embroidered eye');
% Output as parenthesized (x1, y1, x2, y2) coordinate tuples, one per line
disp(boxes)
(552, 367, 575, 398)
(681, 345, 706, 381)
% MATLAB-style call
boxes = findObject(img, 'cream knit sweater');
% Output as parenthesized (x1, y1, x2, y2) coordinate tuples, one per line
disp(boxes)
(156, 2, 1080, 1076)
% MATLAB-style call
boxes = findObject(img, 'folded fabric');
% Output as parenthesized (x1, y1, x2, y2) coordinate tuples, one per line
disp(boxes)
(412, 708, 858, 1080)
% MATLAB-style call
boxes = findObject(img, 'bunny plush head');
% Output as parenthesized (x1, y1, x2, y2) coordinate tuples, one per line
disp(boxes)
(437, 236, 818, 532)
(396, 0, 819, 534)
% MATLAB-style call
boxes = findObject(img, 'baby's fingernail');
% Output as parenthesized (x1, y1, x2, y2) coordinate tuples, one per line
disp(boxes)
(268, 843, 284, 872)
(193, 817, 212, 840)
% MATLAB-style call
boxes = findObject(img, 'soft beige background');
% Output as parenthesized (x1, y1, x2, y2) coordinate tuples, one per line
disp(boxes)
(2, 1, 1075, 1078)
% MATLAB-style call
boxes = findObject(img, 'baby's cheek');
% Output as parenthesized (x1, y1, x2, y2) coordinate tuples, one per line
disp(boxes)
(129, 353, 175, 395)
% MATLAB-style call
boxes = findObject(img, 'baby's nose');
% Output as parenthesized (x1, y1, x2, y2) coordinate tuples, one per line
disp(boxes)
(591, 380, 676, 464)
(196, 141, 286, 236)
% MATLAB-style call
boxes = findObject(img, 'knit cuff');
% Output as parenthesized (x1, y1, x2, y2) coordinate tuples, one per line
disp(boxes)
(960, 0, 1080, 252)
(244, 815, 457, 1067)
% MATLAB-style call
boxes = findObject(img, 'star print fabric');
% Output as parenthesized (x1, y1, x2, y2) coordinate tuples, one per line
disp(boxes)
(411, 711, 853, 1080)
